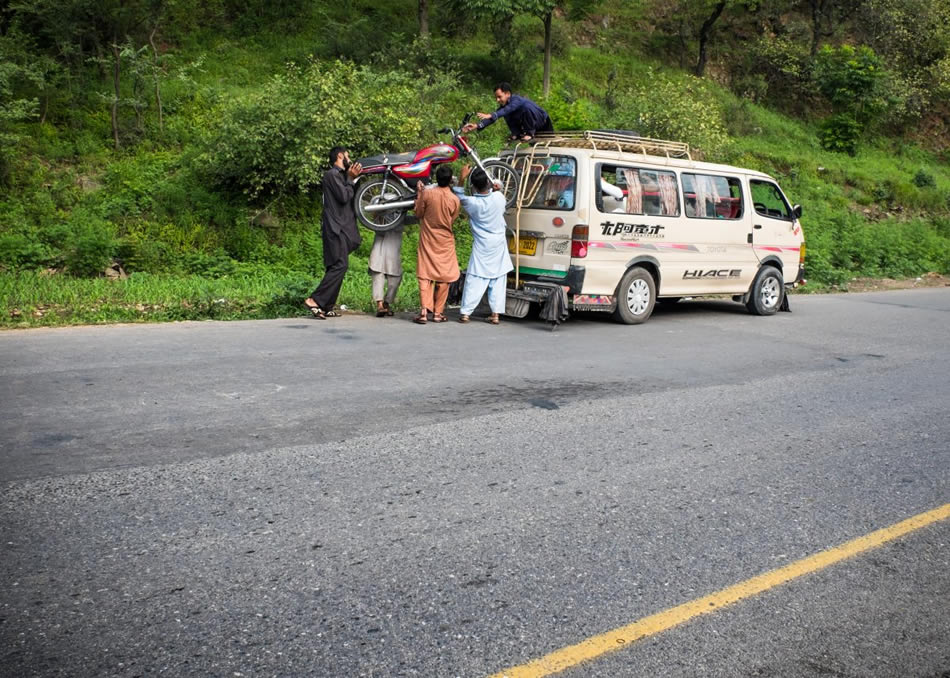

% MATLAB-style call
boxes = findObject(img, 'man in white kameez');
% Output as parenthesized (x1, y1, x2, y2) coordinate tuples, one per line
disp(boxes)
(368, 225, 404, 317)
(453, 166, 513, 325)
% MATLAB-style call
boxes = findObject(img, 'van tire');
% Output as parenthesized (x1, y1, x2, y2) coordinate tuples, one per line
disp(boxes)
(746, 266, 784, 316)
(613, 267, 656, 325)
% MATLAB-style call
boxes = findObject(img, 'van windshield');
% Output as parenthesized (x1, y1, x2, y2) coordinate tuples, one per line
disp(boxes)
(514, 155, 576, 210)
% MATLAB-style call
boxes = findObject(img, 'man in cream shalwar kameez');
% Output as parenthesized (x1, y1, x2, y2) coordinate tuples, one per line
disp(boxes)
(368, 225, 404, 317)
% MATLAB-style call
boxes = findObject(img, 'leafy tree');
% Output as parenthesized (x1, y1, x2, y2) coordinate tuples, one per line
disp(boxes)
(648, 0, 756, 78)
(798, 0, 859, 56)
(450, 0, 560, 92)
(813, 44, 887, 153)
(7, 0, 163, 66)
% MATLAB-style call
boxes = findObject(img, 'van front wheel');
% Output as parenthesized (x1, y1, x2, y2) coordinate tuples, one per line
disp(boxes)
(746, 266, 784, 315)
(613, 267, 656, 325)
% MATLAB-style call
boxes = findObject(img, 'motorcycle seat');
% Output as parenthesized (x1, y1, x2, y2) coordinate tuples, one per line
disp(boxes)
(357, 151, 418, 168)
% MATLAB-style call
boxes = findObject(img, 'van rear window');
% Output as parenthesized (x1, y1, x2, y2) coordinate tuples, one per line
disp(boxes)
(682, 173, 743, 220)
(516, 155, 576, 210)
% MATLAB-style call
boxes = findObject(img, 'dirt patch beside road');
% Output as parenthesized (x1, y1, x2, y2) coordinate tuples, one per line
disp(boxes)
(838, 272, 950, 293)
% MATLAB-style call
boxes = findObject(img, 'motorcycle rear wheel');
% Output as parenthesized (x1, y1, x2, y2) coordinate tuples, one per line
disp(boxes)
(356, 176, 410, 232)
(467, 161, 520, 209)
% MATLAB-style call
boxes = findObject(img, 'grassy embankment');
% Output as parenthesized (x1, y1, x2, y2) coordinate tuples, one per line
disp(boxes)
(1, 19, 948, 328)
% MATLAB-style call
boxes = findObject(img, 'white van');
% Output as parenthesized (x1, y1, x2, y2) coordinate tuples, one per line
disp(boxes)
(497, 131, 806, 323)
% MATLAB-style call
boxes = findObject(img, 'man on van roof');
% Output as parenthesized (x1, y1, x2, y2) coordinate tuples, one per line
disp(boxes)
(462, 83, 553, 142)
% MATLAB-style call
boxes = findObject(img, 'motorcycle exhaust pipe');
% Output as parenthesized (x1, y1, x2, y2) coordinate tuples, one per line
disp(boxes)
(362, 199, 415, 213)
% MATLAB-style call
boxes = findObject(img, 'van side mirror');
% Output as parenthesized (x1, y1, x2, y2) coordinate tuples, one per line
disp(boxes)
(792, 204, 803, 219)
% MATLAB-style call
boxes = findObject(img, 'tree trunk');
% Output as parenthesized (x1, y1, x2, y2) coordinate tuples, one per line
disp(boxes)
(150, 28, 164, 132)
(809, 0, 824, 56)
(418, 0, 429, 39)
(111, 42, 121, 150)
(694, 0, 727, 78)
(542, 11, 552, 97)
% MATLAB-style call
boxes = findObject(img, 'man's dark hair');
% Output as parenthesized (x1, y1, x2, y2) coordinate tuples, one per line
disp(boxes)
(329, 146, 347, 165)
(470, 168, 489, 192)
(435, 165, 453, 187)
(494, 82, 512, 94)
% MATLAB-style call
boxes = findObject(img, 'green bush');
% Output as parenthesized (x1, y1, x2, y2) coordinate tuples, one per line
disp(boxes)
(118, 235, 176, 273)
(912, 169, 937, 188)
(819, 114, 862, 155)
(813, 45, 888, 153)
(611, 69, 731, 158)
(198, 60, 429, 199)
(0, 233, 53, 271)
(543, 87, 600, 130)
(66, 228, 117, 278)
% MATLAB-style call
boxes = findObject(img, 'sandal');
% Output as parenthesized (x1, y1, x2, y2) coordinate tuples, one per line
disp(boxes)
(458, 314, 470, 323)
(487, 314, 500, 325)
(383, 302, 394, 317)
(305, 301, 326, 319)
(413, 314, 428, 325)
(325, 309, 341, 318)
(432, 313, 447, 323)
(376, 305, 386, 318)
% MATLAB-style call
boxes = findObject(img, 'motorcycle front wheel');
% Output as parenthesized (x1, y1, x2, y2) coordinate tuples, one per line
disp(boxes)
(355, 176, 410, 232)
(467, 161, 520, 209)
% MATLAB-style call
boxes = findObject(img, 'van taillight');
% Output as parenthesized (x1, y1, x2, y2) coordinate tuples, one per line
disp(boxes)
(800, 242, 806, 264)
(571, 225, 589, 258)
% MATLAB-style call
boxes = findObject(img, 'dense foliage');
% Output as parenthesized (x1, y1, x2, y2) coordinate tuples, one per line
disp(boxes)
(1, 0, 948, 326)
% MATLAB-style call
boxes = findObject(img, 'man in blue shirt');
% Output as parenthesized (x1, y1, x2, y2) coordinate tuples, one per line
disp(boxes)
(453, 166, 514, 324)
(462, 82, 554, 141)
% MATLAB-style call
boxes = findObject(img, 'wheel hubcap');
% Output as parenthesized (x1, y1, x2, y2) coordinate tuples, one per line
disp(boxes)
(626, 279, 650, 315)
(761, 277, 780, 308)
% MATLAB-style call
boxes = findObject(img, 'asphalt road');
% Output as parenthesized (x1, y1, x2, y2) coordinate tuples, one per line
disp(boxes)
(1, 289, 948, 677)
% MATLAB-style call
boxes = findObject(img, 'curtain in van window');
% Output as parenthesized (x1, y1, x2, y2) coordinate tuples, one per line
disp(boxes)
(658, 173, 678, 216)
(695, 175, 722, 218)
(622, 169, 642, 214)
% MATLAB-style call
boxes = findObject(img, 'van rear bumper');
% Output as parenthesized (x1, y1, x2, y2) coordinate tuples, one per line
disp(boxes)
(510, 265, 585, 294)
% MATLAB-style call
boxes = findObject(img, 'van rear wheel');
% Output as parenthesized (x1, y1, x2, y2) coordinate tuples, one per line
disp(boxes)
(746, 266, 784, 315)
(612, 267, 656, 325)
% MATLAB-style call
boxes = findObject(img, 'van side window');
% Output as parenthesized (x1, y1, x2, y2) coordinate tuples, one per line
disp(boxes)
(519, 155, 576, 210)
(597, 165, 679, 217)
(682, 173, 743, 219)
(750, 180, 792, 220)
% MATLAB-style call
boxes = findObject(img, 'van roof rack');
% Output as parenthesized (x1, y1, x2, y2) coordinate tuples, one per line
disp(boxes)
(518, 130, 691, 160)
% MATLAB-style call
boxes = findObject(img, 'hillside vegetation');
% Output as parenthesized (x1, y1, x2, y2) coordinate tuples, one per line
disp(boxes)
(1, 0, 949, 327)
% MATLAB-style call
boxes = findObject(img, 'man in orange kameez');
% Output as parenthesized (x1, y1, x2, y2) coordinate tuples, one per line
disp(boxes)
(413, 165, 460, 324)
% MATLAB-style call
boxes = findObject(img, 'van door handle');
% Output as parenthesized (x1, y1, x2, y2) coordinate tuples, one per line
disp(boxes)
(753, 224, 763, 229)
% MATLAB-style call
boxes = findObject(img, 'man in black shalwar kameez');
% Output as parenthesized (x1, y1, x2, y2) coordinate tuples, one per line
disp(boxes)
(305, 146, 362, 318)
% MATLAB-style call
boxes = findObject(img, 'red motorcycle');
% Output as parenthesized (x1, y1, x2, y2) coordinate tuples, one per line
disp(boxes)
(355, 113, 519, 232)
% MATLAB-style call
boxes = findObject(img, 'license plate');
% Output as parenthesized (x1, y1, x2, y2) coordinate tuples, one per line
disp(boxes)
(508, 235, 537, 256)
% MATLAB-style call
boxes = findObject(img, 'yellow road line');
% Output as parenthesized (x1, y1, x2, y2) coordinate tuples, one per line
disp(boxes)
(489, 503, 950, 678)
